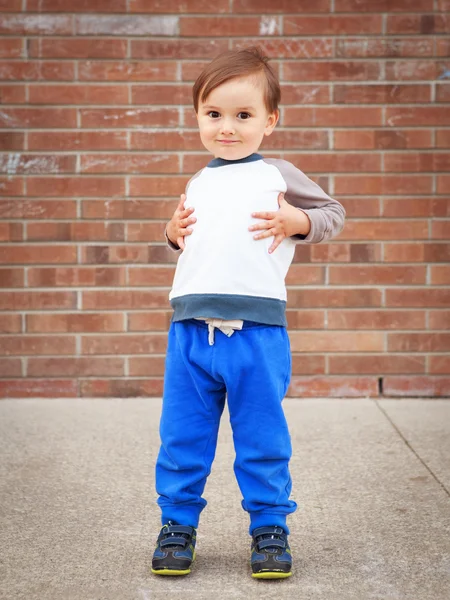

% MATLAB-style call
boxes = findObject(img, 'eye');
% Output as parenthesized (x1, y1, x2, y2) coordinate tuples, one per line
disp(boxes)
(238, 112, 251, 120)
(207, 111, 220, 118)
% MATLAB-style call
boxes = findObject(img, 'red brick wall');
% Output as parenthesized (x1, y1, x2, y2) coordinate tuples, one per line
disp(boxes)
(0, 1, 449, 399)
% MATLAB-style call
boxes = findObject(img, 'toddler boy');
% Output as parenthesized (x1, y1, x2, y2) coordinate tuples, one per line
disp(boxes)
(151, 47, 346, 579)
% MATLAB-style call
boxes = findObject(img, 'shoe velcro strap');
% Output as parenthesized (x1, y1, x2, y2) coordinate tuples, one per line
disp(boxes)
(257, 538, 286, 551)
(165, 525, 194, 535)
(160, 536, 188, 548)
(253, 526, 285, 537)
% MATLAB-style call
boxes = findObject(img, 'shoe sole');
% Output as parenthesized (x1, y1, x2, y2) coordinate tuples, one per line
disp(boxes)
(151, 550, 195, 576)
(252, 571, 292, 579)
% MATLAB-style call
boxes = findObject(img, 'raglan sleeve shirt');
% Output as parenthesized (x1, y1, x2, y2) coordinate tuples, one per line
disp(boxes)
(165, 157, 345, 251)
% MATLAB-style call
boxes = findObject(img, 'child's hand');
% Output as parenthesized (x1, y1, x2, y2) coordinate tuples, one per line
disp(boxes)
(166, 194, 196, 250)
(249, 192, 311, 254)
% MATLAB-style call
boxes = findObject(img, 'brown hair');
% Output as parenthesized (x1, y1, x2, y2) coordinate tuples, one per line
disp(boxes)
(192, 46, 280, 114)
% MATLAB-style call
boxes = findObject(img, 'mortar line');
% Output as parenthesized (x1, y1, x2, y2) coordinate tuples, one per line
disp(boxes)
(374, 399, 450, 499)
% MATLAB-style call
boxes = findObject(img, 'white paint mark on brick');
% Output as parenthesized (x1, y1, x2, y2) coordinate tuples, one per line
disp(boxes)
(0, 15, 71, 35)
(76, 15, 178, 36)
(4, 153, 21, 176)
(259, 16, 278, 36)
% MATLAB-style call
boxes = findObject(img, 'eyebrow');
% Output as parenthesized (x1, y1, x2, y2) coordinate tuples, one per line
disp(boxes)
(202, 105, 256, 111)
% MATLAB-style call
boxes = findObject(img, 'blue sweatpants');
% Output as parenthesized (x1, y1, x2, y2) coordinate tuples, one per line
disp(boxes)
(155, 318, 297, 535)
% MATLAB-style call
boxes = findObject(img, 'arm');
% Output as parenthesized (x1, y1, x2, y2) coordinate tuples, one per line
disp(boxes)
(265, 158, 346, 244)
(164, 169, 203, 251)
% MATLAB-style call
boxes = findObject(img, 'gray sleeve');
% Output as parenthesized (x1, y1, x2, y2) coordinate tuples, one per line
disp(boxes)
(165, 168, 204, 252)
(264, 158, 346, 244)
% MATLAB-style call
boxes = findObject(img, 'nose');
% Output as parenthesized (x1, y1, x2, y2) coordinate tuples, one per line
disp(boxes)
(220, 118, 235, 135)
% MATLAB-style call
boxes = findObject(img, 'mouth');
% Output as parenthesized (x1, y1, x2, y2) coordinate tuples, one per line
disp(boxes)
(217, 140, 238, 144)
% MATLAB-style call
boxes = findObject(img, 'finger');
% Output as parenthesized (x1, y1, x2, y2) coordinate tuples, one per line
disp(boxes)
(268, 234, 285, 254)
(249, 220, 274, 232)
(251, 211, 276, 220)
(278, 192, 285, 206)
(177, 236, 185, 250)
(180, 206, 195, 218)
(179, 216, 196, 228)
(177, 194, 186, 211)
(253, 227, 278, 241)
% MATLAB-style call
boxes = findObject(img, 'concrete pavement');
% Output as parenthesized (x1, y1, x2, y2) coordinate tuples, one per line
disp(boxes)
(0, 398, 449, 600)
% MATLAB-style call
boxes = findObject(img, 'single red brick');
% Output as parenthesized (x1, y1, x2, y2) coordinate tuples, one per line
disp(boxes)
(29, 131, 127, 151)
(0, 379, 77, 398)
(327, 309, 426, 330)
(291, 355, 325, 375)
(336, 0, 432, 11)
(29, 84, 128, 105)
(26, 313, 125, 333)
(0, 314, 22, 332)
(0, 245, 77, 264)
(284, 15, 382, 35)
(0, 335, 75, 356)
(29, 266, 126, 287)
(286, 310, 325, 329)
(26, 176, 125, 197)
(127, 266, 175, 286)
(0, 359, 22, 376)
(29, 38, 127, 59)
(0, 199, 77, 219)
(329, 355, 425, 375)
(0, 15, 72, 35)
(27, 357, 124, 377)
(334, 84, 431, 104)
(287, 376, 378, 398)
(284, 61, 381, 82)
(80, 108, 178, 128)
(0, 61, 75, 82)
(386, 289, 450, 308)
(234, 0, 329, 12)
(233, 38, 333, 58)
(129, 356, 166, 376)
(289, 331, 384, 352)
(329, 265, 426, 285)
(429, 356, 450, 374)
(81, 333, 167, 355)
(383, 376, 450, 397)
(387, 14, 449, 34)
(430, 266, 450, 284)
(0, 38, 23, 57)
(79, 60, 177, 81)
(80, 378, 164, 398)
(285, 107, 382, 127)
(127, 311, 173, 331)
(335, 175, 432, 195)
(131, 84, 191, 106)
(27, 0, 126, 11)
(336, 37, 434, 58)
(130, 0, 229, 11)
(0, 84, 25, 103)
(82, 290, 170, 310)
(0, 108, 76, 128)
(131, 39, 228, 58)
(384, 243, 425, 262)
(386, 107, 450, 126)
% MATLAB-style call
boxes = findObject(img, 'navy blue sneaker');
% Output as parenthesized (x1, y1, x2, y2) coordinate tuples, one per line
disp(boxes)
(151, 521, 197, 576)
(251, 525, 292, 579)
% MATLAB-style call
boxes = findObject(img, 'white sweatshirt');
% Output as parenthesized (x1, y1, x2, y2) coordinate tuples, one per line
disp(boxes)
(166, 153, 346, 326)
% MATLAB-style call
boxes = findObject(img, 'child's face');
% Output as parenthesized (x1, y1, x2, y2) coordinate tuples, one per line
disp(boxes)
(196, 75, 279, 160)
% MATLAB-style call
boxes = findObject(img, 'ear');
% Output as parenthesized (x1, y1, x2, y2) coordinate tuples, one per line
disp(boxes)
(264, 109, 279, 137)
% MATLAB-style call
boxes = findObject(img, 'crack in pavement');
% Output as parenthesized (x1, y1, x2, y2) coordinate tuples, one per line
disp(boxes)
(374, 399, 450, 499)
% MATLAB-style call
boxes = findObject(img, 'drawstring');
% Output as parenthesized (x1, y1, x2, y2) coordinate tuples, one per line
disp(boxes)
(194, 318, 244, 346)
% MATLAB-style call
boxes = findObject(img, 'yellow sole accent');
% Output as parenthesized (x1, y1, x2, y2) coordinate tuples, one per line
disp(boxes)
(252, 571, 292, 579)
(151, 568, 191, 576)
(151, 550, 195, 576)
